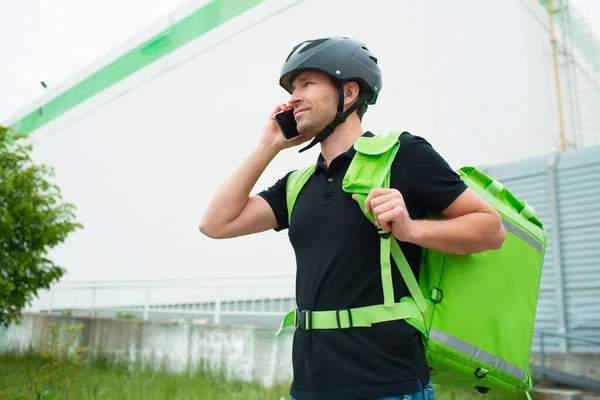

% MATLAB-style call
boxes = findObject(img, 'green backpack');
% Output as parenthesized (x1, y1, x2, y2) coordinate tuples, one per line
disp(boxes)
(275, 132, 547, 399)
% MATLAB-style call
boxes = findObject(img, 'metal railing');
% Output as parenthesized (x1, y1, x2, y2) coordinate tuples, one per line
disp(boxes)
(26, 274, 297, 325)
(533, 330, 600, 391)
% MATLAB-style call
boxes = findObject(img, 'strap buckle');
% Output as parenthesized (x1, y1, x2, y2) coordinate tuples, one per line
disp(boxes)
(475, 368, 489, 379)
(378, 228, 391, 239)
(431, 288, 444, 304)
(295, 310, 312, 331)
(336, 309, 353, 329)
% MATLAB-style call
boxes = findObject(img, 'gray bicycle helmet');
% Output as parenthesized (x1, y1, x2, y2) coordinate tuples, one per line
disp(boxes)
(279, 37, 383, 152)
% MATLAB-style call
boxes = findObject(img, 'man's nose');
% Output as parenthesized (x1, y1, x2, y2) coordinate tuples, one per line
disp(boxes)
(289, 91, 303, 107)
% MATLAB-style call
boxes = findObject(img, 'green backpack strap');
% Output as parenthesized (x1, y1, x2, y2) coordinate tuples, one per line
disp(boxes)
(342, 132, 428, 314)
(275, 132, 428, 338)
(286, 164, 317, 225)
(342, 132, 403, 224)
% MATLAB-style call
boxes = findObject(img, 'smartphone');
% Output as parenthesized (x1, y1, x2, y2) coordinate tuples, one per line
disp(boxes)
(274, 109, 301, 140)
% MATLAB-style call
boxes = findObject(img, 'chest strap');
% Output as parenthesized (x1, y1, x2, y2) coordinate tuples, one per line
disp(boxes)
(275, 300, 423, 337)
(275, 233, 430, 338)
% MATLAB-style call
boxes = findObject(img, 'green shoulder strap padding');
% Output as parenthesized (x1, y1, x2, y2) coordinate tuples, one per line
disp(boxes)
(286, 132, 404, 225)
(342, 132, 403, 224)
(286, 165, 317, 225)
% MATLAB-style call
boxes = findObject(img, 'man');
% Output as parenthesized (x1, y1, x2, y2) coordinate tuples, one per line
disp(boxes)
(199, 37, 505, 400)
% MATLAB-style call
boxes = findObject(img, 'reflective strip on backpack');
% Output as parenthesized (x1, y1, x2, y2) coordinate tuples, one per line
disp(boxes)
(502, 219, 543, 253)
(429, 328, 526, 381)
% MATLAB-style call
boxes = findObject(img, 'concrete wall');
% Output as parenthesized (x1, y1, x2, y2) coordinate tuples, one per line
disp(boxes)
(0, 313, 294, 387)
(531, 353, 600, 385)
(3, 313, 600, 395)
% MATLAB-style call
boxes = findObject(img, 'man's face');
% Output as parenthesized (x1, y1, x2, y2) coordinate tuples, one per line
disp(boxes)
(289, 71, 338, 138)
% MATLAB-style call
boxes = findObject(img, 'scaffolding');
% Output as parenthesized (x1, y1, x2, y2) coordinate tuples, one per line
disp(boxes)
(539, 0, 600, 149)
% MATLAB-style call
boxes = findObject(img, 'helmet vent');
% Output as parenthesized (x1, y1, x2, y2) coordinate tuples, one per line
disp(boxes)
(285, 43, 303, 62)
(298, 38, 329, 54)
(361, 46, 378, 64)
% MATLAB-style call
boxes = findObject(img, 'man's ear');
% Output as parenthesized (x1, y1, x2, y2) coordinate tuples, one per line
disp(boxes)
(343, 81, 361, 107)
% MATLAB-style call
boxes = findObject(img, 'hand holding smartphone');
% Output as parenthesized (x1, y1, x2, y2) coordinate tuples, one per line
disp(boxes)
(273, 109, 301, 140)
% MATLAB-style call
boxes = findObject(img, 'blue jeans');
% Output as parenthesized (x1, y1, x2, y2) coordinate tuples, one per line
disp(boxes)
(291, 381, 434, 400)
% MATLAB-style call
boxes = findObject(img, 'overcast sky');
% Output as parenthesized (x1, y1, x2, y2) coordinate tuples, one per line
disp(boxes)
(0, 0, 187, 123)
(1, 0, 599, 124)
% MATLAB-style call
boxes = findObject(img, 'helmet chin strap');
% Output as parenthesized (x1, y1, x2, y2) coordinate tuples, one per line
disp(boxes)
(298, 87, 371, 153)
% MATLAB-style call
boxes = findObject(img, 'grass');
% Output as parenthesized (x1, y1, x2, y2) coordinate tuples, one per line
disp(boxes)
(1, 350, 545, 400)
(0, 322, 553, 400)
(0, 350, 291, 400)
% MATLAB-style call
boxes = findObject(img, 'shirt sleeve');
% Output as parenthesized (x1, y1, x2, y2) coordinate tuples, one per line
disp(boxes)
(408, 135, 468, 214)
(256, 171, 294, 231)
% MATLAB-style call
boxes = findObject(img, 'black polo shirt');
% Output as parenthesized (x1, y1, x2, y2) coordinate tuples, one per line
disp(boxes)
(258, 132, 467, 400)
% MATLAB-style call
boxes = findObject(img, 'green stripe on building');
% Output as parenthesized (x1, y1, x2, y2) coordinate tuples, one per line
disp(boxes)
(10, 0, 265, 134)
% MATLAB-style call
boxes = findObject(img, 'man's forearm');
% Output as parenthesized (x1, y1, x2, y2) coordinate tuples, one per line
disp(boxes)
(199, 142, 279, 234)
(406, 212, 505, 256)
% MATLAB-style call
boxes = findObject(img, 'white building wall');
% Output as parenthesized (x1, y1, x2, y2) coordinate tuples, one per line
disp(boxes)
(3, 0, 592, 301)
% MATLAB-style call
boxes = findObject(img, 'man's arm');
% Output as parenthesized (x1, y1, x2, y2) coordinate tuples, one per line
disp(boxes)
(362, 188, 505, 256)
(199, 104, 309, 239)
(199, 143, 280, 239)
(361, 134, 505, 255)
(407, 189, 505, 255)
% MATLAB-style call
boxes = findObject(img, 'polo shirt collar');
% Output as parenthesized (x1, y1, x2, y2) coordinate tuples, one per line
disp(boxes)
(313, 131, 375, 175)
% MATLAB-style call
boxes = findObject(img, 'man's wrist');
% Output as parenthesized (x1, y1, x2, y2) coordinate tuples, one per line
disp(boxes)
(255, 141, 281, 159)
(404, 219, 424, 245)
